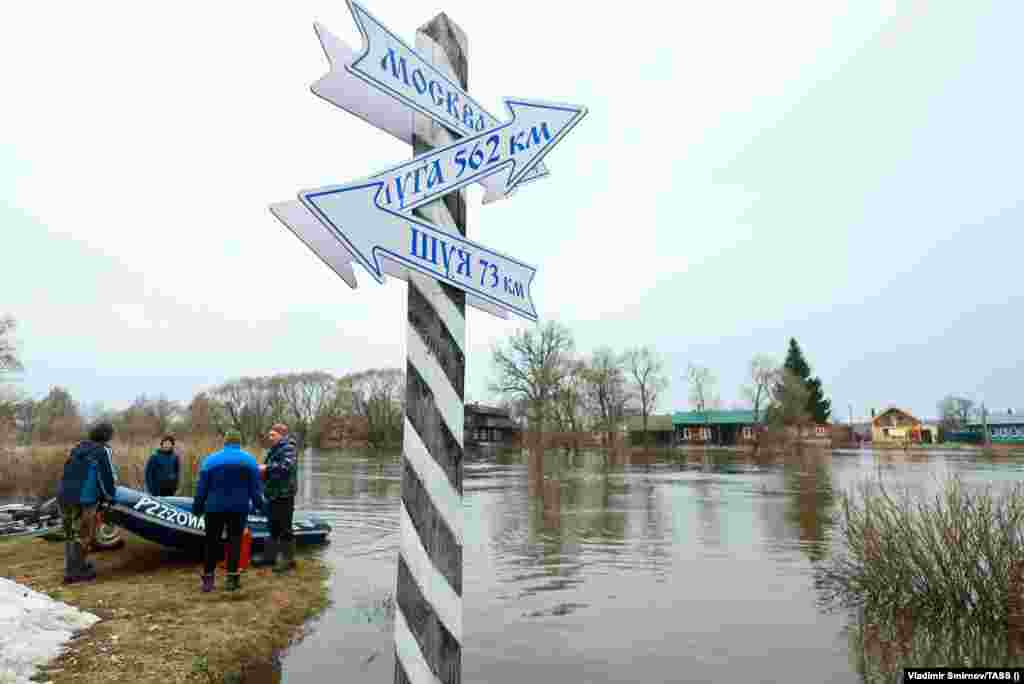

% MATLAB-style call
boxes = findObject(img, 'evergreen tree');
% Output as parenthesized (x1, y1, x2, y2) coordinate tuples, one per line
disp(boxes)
(781, 338, 832, 424)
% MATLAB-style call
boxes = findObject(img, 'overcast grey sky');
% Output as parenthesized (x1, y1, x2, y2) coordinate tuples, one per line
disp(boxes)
(2, 1, 1020, 421)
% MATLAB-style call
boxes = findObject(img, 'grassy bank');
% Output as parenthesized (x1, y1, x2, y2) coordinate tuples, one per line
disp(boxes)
(0, 435, 228, 500)
(0, 532, 330, 683)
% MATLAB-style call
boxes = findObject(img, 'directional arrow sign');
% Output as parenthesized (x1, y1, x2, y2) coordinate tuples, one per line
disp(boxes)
(311, 0, 549, 202)
(301, 98, 585, 216)
(303, 185, 538, 320)
(268, 201, 512, 319)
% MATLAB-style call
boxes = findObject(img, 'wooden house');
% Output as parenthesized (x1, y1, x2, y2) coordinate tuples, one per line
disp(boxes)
(465, 403, 521, 447)
(870, 407, 936, 444)
(672, 410, 761, 446)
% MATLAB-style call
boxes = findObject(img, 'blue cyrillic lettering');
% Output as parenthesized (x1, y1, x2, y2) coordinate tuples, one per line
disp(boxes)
(456, 249, 471, 277)
(446, 92, 460, 118)
(462, 104, 474, 127)
(528, 122, 552, 148)
(426, 160, 444, 189)
(429, 81, 444, 107)
(509, 131, 527, 156)
(412, 68, 428, 95)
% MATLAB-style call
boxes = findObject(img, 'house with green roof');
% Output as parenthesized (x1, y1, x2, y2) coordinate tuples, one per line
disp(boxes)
(672, 409, 761, 446)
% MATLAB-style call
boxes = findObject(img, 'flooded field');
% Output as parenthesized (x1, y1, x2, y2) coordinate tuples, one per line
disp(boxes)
(280, 447, 1024, 682)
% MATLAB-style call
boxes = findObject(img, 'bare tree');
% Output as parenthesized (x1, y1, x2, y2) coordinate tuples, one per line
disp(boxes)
(626, 346, 668, 447)
(0, 315, 23, 377)
(186, 392, 223, 436)
(278, 371, 342, 448)
(489, 321, 574, 437)
(584, 348, 631, 446)
(347, 368, 404, 447)
(32, 386, 81, 443)
(553, 357, 588, 434)
(742, 355, 778, 425)
(686, 363, 717, 418)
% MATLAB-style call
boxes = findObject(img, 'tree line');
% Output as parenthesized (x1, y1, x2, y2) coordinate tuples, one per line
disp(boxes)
(1, 369, 405, 449)
(0, 316, 404, 449)
(488, 322, 833, 443)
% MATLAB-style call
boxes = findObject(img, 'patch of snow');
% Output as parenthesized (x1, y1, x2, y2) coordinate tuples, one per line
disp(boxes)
(0, 577, 99, 684)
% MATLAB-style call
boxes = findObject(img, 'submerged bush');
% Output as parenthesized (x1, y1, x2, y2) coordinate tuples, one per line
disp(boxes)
(817, 476, 1024, 632)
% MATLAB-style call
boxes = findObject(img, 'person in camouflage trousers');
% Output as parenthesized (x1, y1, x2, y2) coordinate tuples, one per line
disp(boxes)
(58, 422, 117, 583)
(263, 423, 298, 573)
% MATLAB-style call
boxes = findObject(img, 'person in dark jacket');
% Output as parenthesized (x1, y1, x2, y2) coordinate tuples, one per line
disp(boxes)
(58, 422, 118, 584)
(193, 429, 264, 593)
(144, 435, 180, 496)
(263, 423, 298, 574)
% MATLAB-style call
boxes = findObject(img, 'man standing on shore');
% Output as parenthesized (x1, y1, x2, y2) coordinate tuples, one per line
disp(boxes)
(144, 435, 180, 497)
(193, 429, 264, 593)
(58, 422, 118, 584)
(264, 423, 298, 574)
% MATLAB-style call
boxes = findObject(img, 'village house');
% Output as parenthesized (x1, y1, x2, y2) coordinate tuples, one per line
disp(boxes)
(870, 407, 937, 444)
(968, 408, 1024, 444)
(465, 402, 521, 447)
(673, 410, 762, 446)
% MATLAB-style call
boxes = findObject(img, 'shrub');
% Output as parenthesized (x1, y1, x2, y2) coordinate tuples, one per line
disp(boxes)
(817, 475, 1024, 632)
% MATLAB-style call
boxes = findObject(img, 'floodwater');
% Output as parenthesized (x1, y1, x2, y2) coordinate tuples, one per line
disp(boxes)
(279, 447, 1024, 683)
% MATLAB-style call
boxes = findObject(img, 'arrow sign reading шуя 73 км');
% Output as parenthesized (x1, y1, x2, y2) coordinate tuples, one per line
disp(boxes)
(312, 0, 549, 202)
(294, 98, 587, 321)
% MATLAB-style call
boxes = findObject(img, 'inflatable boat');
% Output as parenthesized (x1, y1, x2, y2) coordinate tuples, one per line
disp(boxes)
(103, 486, 331, 550)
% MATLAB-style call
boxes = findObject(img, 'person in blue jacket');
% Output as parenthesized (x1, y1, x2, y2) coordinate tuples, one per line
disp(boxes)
(144, 435, 180, 497)
(192, 429, 265, 593)
(58, 422, 118, 584)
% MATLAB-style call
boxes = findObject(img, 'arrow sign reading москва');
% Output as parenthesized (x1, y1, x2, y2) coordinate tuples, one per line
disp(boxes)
(294, 98, 586, 321)
(312, 0, 548, 202)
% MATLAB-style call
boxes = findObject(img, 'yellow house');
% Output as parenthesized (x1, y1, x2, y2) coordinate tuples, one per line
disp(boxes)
(871, 407, 927, 443)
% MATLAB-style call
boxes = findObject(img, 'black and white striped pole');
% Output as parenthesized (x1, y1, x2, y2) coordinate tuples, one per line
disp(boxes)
(393, 14, 467, 684)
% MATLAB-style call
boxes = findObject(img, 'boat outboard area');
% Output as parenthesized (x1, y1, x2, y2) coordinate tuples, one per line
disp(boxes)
(104, 486, 332, 550)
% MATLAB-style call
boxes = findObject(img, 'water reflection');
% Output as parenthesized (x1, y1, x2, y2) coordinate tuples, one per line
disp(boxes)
(279, 446, 1024, 683)
(847, 609, 1024, 682)
(782, 449, 836, 563)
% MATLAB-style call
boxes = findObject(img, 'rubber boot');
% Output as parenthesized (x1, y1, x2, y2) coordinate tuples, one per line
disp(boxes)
(67, 543, 96, 583)
(285, 539, 297, 570)
(201, 574, 214, 593)
(273, 539, 293, 574)
(262, 539, 278, 568)
(80, 544, 95, 575)
(63, 542, 74, 584)
(225, 572, 241, 592)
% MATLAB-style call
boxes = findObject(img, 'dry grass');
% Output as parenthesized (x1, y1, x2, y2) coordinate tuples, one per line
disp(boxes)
(0, 434, 229, 500)
(0, 532, 330, 683)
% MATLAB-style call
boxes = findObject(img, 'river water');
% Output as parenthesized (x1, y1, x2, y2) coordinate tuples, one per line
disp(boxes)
(279, 447, 1024, 683)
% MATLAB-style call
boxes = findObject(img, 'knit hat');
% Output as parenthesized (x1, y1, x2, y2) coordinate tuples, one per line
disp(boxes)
(224, 429, 242, 445)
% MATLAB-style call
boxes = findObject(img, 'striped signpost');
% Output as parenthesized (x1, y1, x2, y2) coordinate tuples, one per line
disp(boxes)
(393, 16, 467, 684)
(267, 4, 586, 682)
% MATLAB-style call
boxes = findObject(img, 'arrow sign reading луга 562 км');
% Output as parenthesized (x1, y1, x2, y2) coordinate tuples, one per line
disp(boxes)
(311, 0, 549, 202)
(292, 98, 586, 321)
